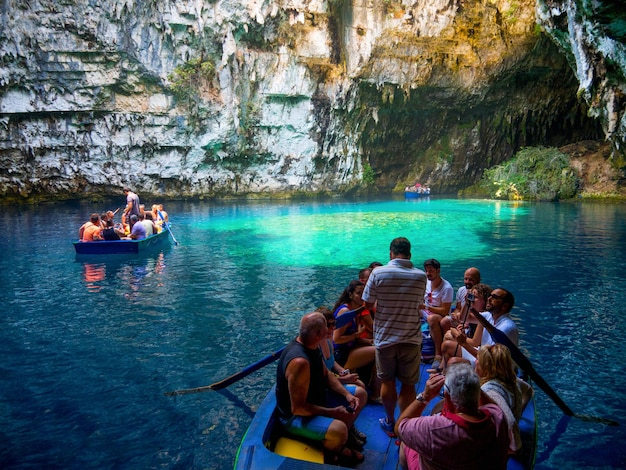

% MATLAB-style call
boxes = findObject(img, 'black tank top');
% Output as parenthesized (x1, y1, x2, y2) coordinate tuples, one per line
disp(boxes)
(276, 339, 325, 419)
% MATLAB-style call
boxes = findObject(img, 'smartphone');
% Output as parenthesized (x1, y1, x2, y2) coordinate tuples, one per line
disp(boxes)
(345, 405, 355, 413)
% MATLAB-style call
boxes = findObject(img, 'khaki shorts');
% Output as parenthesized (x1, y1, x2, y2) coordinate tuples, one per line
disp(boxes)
(376, 343, 421, 384)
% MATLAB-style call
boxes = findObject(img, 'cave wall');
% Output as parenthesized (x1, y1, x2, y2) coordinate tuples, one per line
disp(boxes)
(0, 0, 614, 201)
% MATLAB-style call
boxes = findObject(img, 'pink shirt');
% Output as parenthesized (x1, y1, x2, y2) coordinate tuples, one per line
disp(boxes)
(398, 403, 509, 470)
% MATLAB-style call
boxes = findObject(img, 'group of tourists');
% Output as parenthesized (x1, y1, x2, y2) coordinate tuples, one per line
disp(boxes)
(77, 187, 169, 242)
(404, 183, 431, 194)
(276, 237, 533, 469)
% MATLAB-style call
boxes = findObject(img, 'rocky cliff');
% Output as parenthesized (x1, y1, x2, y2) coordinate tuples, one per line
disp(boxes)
(0, 0, 622, 202)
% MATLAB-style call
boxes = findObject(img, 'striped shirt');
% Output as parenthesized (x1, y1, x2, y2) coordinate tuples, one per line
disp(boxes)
(362, 258, 427, 348)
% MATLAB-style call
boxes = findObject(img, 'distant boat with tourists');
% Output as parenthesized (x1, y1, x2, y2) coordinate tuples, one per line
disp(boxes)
(73, 225, 172, 255)
(405, 183, 431, 198)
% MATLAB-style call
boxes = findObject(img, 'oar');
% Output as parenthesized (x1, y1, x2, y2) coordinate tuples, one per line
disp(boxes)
(336, 305, 365, 329)
(158, 210, 178, 245)
(165, 346, 286, 396)
(165, 306, 365, 397)
(472, 310, 619, 426)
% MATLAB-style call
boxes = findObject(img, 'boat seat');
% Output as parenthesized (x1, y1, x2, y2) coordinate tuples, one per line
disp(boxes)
(273, 436, 324, 464)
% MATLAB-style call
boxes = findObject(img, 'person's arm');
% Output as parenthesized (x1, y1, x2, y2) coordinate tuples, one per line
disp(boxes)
(449, 324, 482, 357)
(326, 367, 359, 411)
(395, 373, 445, 436)
(286, 358, 351, 420)
(426, 301, 452, 316)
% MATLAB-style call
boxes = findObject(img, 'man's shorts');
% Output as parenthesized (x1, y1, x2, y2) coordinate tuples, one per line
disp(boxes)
(279, 385, 356, 442)
(376, 343, 421, 384)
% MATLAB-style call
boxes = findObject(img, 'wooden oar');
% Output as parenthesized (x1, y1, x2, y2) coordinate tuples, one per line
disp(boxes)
(165, 347, 286, 396)
(158, 210, 178, 245)
(165, 306, 365, 397)
(473, 310, 619, 426)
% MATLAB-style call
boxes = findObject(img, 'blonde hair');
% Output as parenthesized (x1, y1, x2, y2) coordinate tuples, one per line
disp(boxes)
(477, 343, 517, 387)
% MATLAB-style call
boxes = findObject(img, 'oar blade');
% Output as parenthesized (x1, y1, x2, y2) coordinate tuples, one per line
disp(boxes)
(573, 413, 619, 426)
(165, 346, 286, 396)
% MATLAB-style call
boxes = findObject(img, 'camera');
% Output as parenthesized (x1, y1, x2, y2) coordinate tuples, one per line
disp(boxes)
(345, 405, 355, 414)
(466, 292, 475, 302)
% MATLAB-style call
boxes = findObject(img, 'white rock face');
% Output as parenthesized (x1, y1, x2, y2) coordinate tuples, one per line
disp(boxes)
(537, 0, 626, 149)
(0, 0, 618, 200)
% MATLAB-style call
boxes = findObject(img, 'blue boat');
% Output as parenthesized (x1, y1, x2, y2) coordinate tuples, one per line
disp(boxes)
(234, 361, 536, 469)
(73, 225, 172, 255)
(404, 190, 430, 199)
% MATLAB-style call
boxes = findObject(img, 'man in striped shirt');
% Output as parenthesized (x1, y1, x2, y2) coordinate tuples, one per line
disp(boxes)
(362, 237, 427, 437)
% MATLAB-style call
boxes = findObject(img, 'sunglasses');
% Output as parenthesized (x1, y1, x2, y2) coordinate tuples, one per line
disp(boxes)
(488, 293, 504, 300)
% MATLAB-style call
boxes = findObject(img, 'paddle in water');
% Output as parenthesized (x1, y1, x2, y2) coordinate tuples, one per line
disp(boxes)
(158, 210, 178, 245)
(165, 306, 365, 396)
(472, 309, 619, 426)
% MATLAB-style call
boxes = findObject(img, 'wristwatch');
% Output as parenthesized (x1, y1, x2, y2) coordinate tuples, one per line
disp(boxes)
(416, 392, 428, 403)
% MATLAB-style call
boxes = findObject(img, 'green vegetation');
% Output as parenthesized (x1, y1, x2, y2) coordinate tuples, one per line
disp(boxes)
(168, 57, 215, 104)
(479, 147, 579, 201)
(362, 161, 375, 185)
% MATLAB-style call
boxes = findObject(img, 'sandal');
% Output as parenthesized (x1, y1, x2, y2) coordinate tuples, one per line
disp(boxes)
(350, 426, 367, 443)
(347, 431, 364, 451)
(337, 447, 364, 467)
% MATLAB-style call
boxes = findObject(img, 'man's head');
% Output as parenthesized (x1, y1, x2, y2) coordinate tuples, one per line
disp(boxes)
(444, 362, 481, 412)
(486, 288, 514, 314)
(123, 187, 131, 194)
(463, 267, 481, 289)
(90, 213, 100, 224)
(359, 267, 372, 284)
(389, 237, 411, 259)
(299, 312, 327, 347)
(423, 258, 441, 281)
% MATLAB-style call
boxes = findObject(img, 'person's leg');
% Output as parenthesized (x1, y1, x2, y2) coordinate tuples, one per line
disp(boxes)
(324, 419, 349, 452)
(282, 415, 346, 452)
(427, 313, 443, 358)
(441, 338, 461, 368)
(376, 346, 398, 425)
(343, 346, 376, 371)
(398, 382, 416, 412)
(380, 379, 397, 420)
(397, 342, 421, 412)
(440, 315, 454, 335)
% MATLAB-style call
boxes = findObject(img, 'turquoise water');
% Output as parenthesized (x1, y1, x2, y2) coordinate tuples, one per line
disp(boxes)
(1, 197, 625, 469)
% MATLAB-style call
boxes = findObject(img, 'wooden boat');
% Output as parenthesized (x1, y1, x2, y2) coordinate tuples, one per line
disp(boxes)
(73, 225, 172, 255)
(404, 189, 430, 199)
(234, 362, 536, 470)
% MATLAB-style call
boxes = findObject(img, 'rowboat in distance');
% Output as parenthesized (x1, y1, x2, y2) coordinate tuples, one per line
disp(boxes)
(73, 225, 172, 255)
(234, 361, 536, 470)
(405, 183, 431, 199)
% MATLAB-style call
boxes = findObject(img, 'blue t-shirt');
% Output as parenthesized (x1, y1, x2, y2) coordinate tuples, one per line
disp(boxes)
(130, 222, 146, 240)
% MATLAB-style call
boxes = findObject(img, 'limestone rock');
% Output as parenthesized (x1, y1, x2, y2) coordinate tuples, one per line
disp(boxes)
(0, 0, 621, 201)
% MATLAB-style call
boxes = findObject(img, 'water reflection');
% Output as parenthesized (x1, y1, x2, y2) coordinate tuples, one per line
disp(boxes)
(82, 262, 106, 292)
(79, 252, 167, 297)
